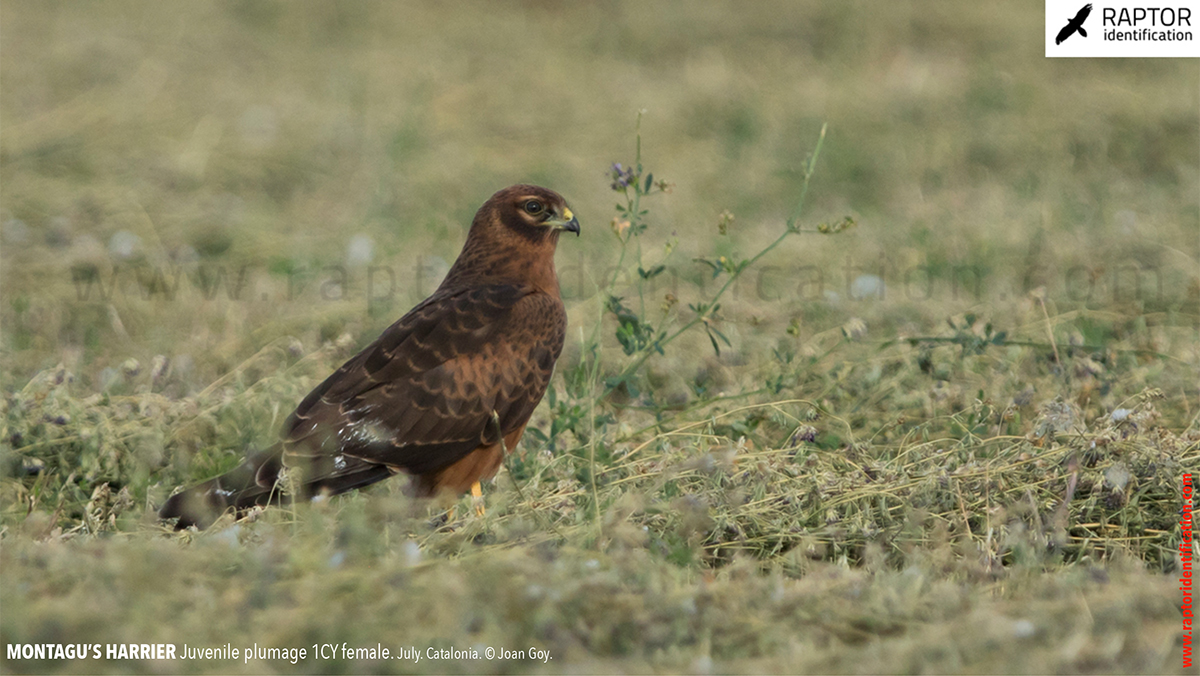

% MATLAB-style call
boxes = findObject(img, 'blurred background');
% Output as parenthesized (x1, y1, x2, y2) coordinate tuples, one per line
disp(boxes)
(2, 5, 1197, 672)
(2, 0, 1196, 392)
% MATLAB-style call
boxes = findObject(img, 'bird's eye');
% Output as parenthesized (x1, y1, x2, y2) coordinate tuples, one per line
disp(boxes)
(523, 200, 544, 215)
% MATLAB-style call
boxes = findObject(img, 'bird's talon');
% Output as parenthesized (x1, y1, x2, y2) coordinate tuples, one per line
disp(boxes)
(471, 481, 485, 516)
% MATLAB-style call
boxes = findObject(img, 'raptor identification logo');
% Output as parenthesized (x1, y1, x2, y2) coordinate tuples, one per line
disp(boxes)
(1046, 0, 1200, 56)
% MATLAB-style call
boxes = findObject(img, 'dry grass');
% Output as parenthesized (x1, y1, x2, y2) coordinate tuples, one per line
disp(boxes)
(1, 2, 1197, 674)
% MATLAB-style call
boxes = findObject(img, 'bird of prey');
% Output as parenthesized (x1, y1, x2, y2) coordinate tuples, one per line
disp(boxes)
(1056, 4, 1092, 44)
(160, 185, 580, 529)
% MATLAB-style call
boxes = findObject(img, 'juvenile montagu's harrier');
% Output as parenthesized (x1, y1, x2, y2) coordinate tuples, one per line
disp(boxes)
(160, 185, 579, 529)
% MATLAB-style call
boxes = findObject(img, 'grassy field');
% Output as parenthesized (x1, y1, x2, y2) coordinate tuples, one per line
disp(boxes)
(2, 2, 1198, 673)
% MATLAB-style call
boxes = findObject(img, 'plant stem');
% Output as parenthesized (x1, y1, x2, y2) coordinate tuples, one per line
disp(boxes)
(606, 124, 828, 391)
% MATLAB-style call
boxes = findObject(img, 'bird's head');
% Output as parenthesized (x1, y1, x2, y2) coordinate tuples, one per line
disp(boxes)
(484, 184, 580, 243)
(444, 184, 580, 290)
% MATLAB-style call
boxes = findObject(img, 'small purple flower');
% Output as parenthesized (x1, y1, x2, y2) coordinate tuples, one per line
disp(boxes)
(609, 162, 636, 191)
(790, 425, 818, 445)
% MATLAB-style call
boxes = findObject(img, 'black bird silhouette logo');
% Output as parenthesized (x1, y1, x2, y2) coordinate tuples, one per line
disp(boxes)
(1056, 3, 1093, 44)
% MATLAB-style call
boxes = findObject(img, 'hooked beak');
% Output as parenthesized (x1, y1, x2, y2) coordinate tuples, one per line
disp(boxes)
(552, 207, 581, 236)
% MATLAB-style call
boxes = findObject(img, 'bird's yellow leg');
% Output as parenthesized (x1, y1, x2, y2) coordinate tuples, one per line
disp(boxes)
(471, 481, 485, 516)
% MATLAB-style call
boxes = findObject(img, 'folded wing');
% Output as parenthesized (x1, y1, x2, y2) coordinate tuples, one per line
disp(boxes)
(280, 283, 566, 488)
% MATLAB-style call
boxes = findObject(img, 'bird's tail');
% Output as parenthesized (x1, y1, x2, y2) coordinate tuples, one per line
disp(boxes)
(159, 445, 399, 529)
(158, 446, 286, 530)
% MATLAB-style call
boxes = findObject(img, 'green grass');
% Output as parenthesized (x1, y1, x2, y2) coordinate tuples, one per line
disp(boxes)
(2, 2, 1197, 673)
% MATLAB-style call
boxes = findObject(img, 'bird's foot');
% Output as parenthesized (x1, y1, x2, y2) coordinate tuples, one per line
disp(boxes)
(471, 481, 485, 516)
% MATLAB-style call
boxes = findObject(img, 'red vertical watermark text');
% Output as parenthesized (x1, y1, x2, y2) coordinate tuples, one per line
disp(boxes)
(1182, 472, 1193, 669)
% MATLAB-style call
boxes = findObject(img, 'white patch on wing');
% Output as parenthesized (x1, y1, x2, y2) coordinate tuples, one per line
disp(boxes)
(337, 419, 395, 450)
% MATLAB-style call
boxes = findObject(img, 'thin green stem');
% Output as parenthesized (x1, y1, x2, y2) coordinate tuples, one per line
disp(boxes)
(606, 124, 828, 391)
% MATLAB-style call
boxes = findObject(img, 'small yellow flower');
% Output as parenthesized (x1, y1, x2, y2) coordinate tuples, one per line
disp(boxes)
(717, 210, 734, 235)
(817, 215, 856, 234)
(611, 217, 631, 239)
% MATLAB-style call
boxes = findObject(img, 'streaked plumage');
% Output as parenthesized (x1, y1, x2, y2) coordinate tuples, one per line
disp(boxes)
(160, 185, 579, 529)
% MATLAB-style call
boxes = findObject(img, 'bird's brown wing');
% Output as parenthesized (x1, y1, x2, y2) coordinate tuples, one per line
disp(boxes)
(279, 283, 565, 486)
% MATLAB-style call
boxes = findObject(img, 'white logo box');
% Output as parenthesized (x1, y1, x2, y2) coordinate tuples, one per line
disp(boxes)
(1046, 0, 1200, 57)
